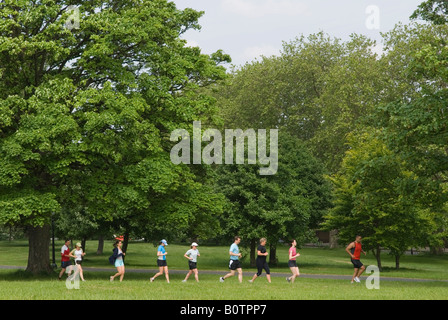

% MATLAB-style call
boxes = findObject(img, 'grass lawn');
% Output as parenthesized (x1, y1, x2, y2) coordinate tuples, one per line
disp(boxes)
(0, 270, 446, 300)
(0, 240, 447, 300)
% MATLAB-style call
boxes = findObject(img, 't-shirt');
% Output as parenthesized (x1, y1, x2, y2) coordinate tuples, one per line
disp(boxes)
(185, 249, 200, 263)
(61, 245, 70, 262)
(157, 245, 166, 260)
(289, 247, 297, 261)
(257, 245, 267, 262)
(229, 243, 239, 260)
(73, 249, 83, 261)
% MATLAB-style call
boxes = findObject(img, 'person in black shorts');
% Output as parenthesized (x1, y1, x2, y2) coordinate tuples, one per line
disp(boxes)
(346, 235, 366, 283)
(219, 236, 243, 283)
(249, 238, 271, 283)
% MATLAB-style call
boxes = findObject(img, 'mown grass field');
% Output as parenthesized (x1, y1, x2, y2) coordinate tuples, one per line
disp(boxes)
(0, 240, 447, 300)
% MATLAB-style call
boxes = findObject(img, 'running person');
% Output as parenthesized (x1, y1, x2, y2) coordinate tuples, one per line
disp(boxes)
(346, 235, 366, 283)
(110, 240, 125, 282)
(286, 239, 300, 283)
(249, 238, 271, 283)
(69, 242, 86, 282)
(182, 242, 200, 282)
(58, 239, 73, 280)
(220, 236, 243, 283)
(150, 239, 170, 283)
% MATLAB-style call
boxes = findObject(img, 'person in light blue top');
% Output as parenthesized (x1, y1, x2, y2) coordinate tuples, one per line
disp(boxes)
(229, 242, 239, 260)
(219, 236, 243, 283)
(150, 239, 170, 283)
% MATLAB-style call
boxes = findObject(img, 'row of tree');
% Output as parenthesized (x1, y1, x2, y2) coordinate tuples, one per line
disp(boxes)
(0, 0, 447, 274)
(208, 0, 448, 269)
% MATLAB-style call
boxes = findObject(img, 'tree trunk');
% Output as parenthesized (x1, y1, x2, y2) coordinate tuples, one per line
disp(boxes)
(96, 235, 104, 255)
(250, 239, 256, 267)
(372, 246, 382, 271)
(26, 225, 53, 275)
(81, 238, 87, 254)
(329, 229, 338, 249)
(430, 246, 444, 255)
(395, 254, 400, 270)
(122, 232, 130, 260)
(269, 243, 278, 266)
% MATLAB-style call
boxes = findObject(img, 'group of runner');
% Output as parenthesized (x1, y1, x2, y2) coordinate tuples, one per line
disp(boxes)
(59, 235, 367, 284)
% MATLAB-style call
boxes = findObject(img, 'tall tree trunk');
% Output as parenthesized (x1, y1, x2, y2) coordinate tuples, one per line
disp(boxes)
(395, 254, 400, 270)
(329, 229, 338, 249)
(269, 243, 277, 266)
(371, 246, 382, 271)
(26, 225, 53, 275)
(250, 239, 256, 267)
(96, 235, 104, 255)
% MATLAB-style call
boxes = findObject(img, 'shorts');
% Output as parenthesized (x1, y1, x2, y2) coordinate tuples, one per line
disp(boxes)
(61, 261, 72, 269)
(188, 261, 197, 270)
(115, 259, 124, 268)
(229, 259, 242, 270)
(157, 259, 167, 267)
(288, 260, 297, 268)
(351, 259, 364, 269)
(75, 260, 82, 265)
(256, 259, 270, 276)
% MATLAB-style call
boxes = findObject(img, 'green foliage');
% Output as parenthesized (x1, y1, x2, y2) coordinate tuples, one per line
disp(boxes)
(411, 0, 448, 25)
(216, 131, 331, 247)
(323, 131, 441, 267)
(0, 0, 230, 272)
(211, 32, 385, 173)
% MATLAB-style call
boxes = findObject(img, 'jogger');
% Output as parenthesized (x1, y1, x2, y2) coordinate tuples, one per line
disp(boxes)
(249, 238, 271, 283)
(183, 242, 200, 282)
(286, 239, 300, 283)
(346, 235, 367, 283)
(220, 236, 243, 283)
(150, 239, 170, 283)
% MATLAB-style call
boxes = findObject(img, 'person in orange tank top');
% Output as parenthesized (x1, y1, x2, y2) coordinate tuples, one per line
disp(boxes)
(345, 235, 366, 283)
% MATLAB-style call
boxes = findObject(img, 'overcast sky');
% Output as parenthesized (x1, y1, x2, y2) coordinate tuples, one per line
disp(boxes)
(173, 0, 424, 67)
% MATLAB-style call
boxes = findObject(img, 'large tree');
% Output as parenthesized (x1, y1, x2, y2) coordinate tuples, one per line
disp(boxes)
(323, 131, 436, 270)
(212, 32, 386, 173)
(216, 132, 331, 266)
(0, 0, 229, 274)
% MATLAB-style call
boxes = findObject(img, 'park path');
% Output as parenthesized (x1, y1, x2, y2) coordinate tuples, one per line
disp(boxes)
(1, 265, 447, 283)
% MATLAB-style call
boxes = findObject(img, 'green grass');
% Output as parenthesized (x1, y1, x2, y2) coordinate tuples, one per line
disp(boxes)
(1, 240, 447, 280)
(0, 240, 447, 300)
(0, 270, 446, 300)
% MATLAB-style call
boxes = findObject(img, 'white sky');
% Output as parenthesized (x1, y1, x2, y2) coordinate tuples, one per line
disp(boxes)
(173, 0, 424, 67)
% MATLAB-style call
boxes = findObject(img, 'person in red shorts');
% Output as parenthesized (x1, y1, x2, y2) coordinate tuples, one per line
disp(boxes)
(346, 235, 367, 283)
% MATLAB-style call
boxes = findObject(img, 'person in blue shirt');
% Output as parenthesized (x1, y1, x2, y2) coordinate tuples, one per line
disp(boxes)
(150, 239, 170, 283)
(219, 236, 243, 283)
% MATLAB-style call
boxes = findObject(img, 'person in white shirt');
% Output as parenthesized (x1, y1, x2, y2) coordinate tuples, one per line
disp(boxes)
(182, 242, 200, 283)
(69, 242, 86, 281)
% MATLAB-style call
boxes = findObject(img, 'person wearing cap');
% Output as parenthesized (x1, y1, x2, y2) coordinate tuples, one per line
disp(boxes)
(182, 242, 200, 283)
(69, 242, 86, 282)
(150, 239, 170, 283)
